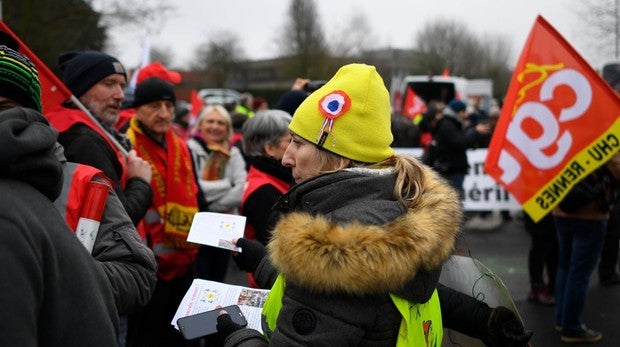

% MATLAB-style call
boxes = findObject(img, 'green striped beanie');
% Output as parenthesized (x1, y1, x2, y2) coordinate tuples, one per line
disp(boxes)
(0, 45, 41, 111)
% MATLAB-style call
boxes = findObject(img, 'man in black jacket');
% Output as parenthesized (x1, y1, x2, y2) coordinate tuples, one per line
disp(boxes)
(426, 99, 490, 198)
(46, 50, 153, 226)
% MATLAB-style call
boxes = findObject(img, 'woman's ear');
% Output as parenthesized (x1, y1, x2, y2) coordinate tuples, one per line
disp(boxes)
(264, 143, 277, 158)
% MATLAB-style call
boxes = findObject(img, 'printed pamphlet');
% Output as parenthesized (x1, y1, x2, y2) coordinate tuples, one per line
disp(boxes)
(187, 212, 246, 252)
(172, 278, 270, 333)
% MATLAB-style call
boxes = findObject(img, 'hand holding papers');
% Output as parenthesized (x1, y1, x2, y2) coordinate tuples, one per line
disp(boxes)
(172, 279, 269, 333)
(187, 212, 246, 252)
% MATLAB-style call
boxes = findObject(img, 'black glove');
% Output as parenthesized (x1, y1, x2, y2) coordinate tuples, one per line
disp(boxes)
(486, 306, 533, 347)
(216, 312, 244, 343)
(233, 238, 267, 273)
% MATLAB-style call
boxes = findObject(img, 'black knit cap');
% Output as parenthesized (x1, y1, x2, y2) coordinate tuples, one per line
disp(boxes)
(0, 45, 42, 111)
(273, 90, 308, 116)
(58, 51, 127, 98)
(132, 77, 176, 108)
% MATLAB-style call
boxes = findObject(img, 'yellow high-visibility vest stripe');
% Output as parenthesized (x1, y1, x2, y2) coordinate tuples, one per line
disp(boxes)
(262, 275, 443, 346)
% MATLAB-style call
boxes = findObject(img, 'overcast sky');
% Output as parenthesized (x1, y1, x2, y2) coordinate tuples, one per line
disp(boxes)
(105, 0, 604, 71)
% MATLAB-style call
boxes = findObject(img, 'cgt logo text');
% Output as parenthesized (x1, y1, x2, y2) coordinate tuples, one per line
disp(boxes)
(498, 66, 592, 185)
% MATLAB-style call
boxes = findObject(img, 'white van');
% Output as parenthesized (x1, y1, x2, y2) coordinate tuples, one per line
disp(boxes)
(391, 75, 493, 117)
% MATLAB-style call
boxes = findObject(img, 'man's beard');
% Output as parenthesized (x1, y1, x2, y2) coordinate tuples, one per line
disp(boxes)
(80, 96, 120, 126)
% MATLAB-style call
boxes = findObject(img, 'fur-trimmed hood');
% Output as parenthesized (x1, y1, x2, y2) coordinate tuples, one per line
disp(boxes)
(268, 164, 462, 296)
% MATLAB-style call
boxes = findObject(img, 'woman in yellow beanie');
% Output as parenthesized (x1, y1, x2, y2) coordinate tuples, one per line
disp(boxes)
(215, 64, 528, 346)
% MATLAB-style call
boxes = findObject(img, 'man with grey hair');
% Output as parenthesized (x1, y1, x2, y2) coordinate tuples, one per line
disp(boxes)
(46, 51, 153, 227)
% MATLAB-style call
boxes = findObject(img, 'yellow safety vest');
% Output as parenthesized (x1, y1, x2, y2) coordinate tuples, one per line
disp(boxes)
(262, 276, 443, 346)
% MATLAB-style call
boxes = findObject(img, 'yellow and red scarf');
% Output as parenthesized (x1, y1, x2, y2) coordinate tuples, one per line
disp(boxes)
(126, 118, 199, 250)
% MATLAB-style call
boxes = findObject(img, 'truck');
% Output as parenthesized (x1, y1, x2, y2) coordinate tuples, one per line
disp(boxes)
(391, 75, 494, 119)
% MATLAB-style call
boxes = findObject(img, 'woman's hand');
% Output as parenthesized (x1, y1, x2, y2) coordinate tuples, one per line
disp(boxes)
(231, 238, 267, 273)
(215, 307, 244, 343)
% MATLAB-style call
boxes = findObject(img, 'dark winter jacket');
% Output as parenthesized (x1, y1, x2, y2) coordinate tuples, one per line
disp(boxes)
(57, 121, 152, 225)
(53, 156, 157, 314)
(224, 164, 462, 346)
(427, 112, 484, 175)
(241, 156, 293, 245)
(0, 107, 118, 347)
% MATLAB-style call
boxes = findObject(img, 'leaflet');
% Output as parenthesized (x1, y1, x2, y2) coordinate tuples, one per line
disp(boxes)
(172, 278, 270, 333)
(186, 212, 246, 252)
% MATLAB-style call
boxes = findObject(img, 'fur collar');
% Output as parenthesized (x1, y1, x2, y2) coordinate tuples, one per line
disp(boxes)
(268, 165, 461, 295)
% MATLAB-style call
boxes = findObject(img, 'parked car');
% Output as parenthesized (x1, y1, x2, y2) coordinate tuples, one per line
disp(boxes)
(198, 88, 240, 106)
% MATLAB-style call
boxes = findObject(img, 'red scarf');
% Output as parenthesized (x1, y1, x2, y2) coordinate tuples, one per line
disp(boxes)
(126, 118, 199, 249)
(47, 107, 128, 186)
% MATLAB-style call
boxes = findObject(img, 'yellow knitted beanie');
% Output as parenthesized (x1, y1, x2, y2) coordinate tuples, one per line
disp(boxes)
(289, 63, 394, 163)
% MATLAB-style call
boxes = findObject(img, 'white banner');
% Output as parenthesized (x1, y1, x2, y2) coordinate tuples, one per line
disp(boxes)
(394, 148, 521, 211)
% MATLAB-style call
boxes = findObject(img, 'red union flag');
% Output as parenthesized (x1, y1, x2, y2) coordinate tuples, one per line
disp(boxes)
(190, 89, 203, 116)
(0, 21, 71, 114)
(485, 16, 620, 222)
(402, 87, 427, 120)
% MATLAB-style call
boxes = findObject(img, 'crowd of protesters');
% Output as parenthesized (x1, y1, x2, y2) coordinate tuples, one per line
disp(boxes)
(0, 34, 619, 346)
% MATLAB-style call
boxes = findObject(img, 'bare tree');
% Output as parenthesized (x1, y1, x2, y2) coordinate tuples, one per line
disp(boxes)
(279, 0, 329, 77)
(89, 0, 173, 34)
(89, 0, 175, 65)
(414, 18, 512, 98)
(191, 30, 245, 87)
(477, 34, 513, 99)
(574, 0, 620, 62)
(150, 46, 173, 67)
(2, 0, 107, 76)
(329, 9, 376, 59)
(415, 18, 479, 76)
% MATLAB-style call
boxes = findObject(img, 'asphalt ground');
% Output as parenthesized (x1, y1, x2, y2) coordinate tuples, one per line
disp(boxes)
(224, 211, 620, 346)
(453, 212, 620, 347)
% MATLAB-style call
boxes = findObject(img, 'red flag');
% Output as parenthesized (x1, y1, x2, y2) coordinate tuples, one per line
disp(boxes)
(0, 21, 71, 114)
(190, 89, 203, 116)
(0, 20, 128, 156)
(402, 87, 427, 120)
(484, 16, 620, 222)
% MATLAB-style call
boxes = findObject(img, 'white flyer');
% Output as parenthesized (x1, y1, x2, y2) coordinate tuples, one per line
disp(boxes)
(186, 212, 246, 252)
(172, 278, 270, 333)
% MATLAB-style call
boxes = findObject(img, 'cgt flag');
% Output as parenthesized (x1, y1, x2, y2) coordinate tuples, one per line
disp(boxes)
(402, 86, 428, 121)
(0, 20, 71, 114)
(484, 16, 620, 222)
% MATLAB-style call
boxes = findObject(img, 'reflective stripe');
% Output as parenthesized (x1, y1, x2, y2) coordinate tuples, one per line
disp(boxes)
(152, 243, 176, 256)
(144, 209, 161, 224)
(261, 276, 285, 339)
(391, 290, 443, 347)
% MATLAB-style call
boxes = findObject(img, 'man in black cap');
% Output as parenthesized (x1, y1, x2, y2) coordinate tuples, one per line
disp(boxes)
(124, 77, 205, 347)
(46, 51, 153, 227)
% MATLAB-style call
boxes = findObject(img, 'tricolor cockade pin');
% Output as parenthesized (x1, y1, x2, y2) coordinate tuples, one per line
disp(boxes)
(316, 90, 351, 147)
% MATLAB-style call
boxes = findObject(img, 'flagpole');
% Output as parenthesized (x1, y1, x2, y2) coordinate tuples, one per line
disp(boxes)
(128, 37, 151, 90)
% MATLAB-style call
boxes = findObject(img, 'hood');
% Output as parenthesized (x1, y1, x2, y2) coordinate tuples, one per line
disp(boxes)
(0, 107, 63, 201)
(441, 108, 463, 125)
(268, 164, 461, 295)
